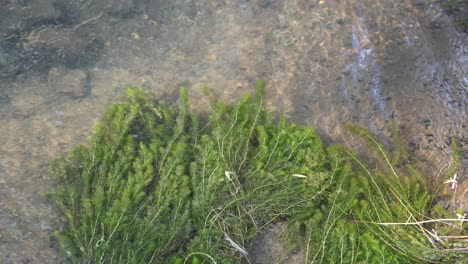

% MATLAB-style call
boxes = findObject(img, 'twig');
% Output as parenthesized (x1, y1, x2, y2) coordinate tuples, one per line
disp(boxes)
(443, 247, 468, 252)
(292, 174, 308, 178)
(73, 12, 103, 30)
(357, 218, 468, 226)
(224, 234, 248, 255)
(425, 229, 442, 243)
(388, 188, 434, 246)
(439, 235, 468, 239)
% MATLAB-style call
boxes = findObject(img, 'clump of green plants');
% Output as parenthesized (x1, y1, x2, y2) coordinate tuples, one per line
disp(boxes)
(50, 81, 332, 263)
(51, 82, 467, 263)
(455, 17, 468, 31)
(441, 0, 463, 12)
(301, 124, 467, 263)
(440, 0, 468, 31)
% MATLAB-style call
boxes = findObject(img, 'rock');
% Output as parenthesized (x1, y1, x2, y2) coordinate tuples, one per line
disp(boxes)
(47, 67, 91, 98)
(134, 0, 147, 13)
(0, 0, 62, 32)
(26, 28, 72, 50)
(0, 0, 61, 31)
(61, 36, 104, 69)
(146, 0, 198, 24)
(107, 0, 136, 16)
(27, 0, 61, 24)
(0, 94, 10, 104)
(0, 0, 61, 43)
(0, 49, 7, 66)
(412, 0, 427, 9)
(256, 0, 281, 9)
(16, 27, 102, 71)
(131, 32, 140, 40)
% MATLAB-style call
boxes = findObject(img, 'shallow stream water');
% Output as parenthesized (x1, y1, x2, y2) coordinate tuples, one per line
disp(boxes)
(0, 0, 466, 262)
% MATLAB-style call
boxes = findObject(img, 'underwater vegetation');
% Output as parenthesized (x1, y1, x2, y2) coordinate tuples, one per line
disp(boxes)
(303, 125, 467, 263)
(455, 17, 468, 31)
(440, 0, 468, 31)
(50, 82, 466, 263)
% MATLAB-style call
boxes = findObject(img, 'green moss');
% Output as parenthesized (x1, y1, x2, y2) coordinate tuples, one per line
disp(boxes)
(51, 83, 466, 263)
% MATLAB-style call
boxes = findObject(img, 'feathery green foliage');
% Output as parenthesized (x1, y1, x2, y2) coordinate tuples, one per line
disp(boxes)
(302, 124, 467, 263)
(50, 82, 332, 263)
(51, 83, 466, 263)
(51, 88, 193, 263)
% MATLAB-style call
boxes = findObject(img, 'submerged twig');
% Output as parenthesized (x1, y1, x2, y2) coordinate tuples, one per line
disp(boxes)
(444, 248, 468, 252)
(73, 12, 103, 30)
(439, 235, 468, 240)
(292, 173, 308, 178)
(224, 234, 248, 256)
(357, 218, 468, 226)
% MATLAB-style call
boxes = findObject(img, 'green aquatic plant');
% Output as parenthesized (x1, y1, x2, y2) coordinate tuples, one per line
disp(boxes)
(455, 17, 468, 31)
(441, 0, 462, 12)
(50, 82, 332, 263)
(51, 82, 466, 263)
(187, 83, 332, 261)
(51, 88, 193, 263)
(302, 124, 467, 263)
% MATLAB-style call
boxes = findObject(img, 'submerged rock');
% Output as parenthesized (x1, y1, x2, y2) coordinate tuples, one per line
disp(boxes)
(47, 66, 91, 98)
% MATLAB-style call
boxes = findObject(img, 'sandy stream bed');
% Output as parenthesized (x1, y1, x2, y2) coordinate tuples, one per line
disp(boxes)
(0, 0, 466, 263)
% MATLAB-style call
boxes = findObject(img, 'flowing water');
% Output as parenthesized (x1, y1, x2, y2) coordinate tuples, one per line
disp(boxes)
(0, 0, 466, 262)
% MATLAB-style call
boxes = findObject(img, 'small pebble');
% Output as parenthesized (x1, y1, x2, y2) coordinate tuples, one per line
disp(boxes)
(41, 223, 52, 231)
(131, 32, 140, 40)
(54, 120, 64, 127)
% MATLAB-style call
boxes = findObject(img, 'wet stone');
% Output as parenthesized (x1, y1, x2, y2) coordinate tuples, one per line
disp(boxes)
(26, 28, 72, 50)
(27, 0, 61, 22)
(256, 0, 282, 9)
(146, 0, 198, 24)
(21, 256, 33, 264)
(426, 133, 434, 142)
(0, 49, 7, 66)
(0, 0, 61, 32)
(0, 94, 10, 104)
(419, 118, 431, 129)
(412, 0, 427, 8)
(62, 37, 104, 69)
(107, 0, 137, 16)
(409, 139, 420, 151)
(47, 66, 91, 98)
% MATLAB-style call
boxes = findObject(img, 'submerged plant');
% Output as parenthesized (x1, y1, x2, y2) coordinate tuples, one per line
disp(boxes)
(50, 82, 332, 263)
(302, 124, 467, 263)
(51, 88, 193, 263)
(441, 0, 462, 12)
(50, 82, 466, 263)
(455, 17, 468, 31)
